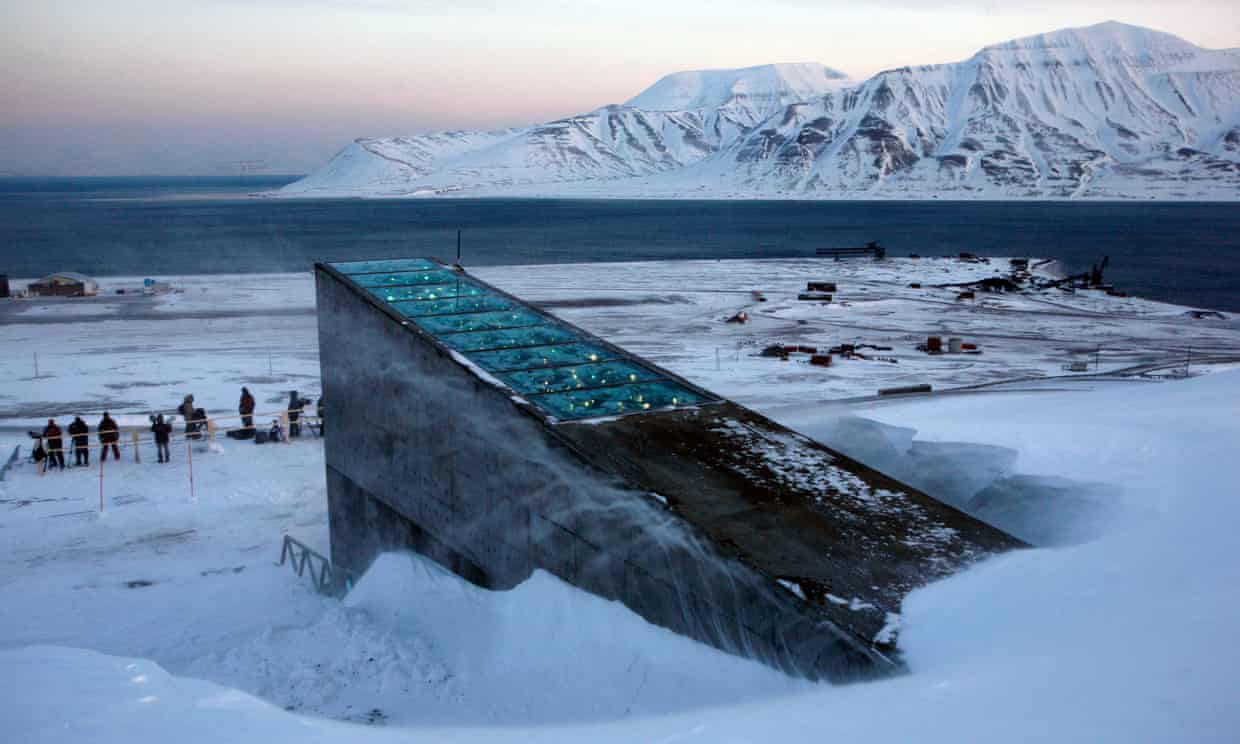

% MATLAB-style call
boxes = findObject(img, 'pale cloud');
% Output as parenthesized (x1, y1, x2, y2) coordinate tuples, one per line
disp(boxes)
(1, 0, 1236, 175)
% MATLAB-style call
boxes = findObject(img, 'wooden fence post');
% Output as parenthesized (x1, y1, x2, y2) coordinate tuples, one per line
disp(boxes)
(132, 430, 141, 463)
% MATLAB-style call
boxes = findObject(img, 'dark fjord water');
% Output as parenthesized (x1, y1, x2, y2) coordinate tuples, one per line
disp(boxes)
(1, 176, 1237, 311)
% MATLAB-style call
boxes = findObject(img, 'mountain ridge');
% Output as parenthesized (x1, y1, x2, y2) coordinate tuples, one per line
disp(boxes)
(281, 22, 1240, 200)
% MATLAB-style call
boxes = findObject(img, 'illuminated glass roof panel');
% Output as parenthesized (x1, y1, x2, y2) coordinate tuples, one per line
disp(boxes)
(333, 258, 439, 275)
(499, 360, 662, 395)
(351, 269, 460, 288)
(367, 280, 488, 303)
(439, 325, 578, 352)
(390, 295, 515, 317)
(467, 342, 618, 373)
(536, 381, 707, 421)
(329, 256, 716, 421)
(414, 309, 545, 335)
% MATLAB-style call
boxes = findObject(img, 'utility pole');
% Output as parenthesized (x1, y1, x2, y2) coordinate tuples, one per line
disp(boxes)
(33, 351, 38, 378)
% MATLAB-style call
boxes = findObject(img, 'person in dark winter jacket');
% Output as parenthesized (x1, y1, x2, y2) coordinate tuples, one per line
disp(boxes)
(68, 416, 90, 466)
(239, 387, 256, 433)
(31, 436, 47, 467)
(98, 412, 120, 461)
(316, 397, 325, 437)
(151, 414, 173, 463)
(189, 407, 208, 440)
(43, 419, 65, 470)
(178, 395, 197, 434)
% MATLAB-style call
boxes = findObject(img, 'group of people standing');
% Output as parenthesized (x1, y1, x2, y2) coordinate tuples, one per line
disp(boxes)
(36, 413, 120, 470)
(228, 388, 322, 442)
(33, 387, 324, 472)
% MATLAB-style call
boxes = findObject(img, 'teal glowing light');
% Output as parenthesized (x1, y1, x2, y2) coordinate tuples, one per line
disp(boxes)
(536, 382, 707, 421)
(468, 343, 617, 373)
(330, 257, 713, 421)
(414, 309, 546, 335)
(366, 280, 487, 303)
(332, 258, 439, 275)
(351, 270, 461, 288)
(390, 295, 515, 317)
(500, 360, 662, 395)
(439, 325, 578, 352)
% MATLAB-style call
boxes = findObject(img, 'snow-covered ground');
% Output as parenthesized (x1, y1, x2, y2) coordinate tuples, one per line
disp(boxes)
(0, 273, 321, 430)
(2, 257, 1238, 741)
(3, 257, 1235, 431)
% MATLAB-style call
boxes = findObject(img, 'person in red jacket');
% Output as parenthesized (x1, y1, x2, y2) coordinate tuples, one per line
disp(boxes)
(42, 419, 65, 470)
(239, 387, 256, 434)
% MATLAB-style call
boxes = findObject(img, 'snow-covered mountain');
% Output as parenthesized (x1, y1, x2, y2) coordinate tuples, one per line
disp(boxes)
(625, 62, 854, 119)
(281, 22, 1240, 200)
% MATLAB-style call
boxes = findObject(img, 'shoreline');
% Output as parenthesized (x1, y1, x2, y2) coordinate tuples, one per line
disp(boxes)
(2, 254, 1232, 314)
(2, 255, 1236, 432)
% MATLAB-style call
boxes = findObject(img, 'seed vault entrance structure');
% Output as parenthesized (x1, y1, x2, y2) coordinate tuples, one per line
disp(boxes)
(315, 257, 1024, 682)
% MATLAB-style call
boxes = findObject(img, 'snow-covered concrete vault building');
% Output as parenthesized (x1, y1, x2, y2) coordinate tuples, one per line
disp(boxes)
(314, 257, 1024, 682)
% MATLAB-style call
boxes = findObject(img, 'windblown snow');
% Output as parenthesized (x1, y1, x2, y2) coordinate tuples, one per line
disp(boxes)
(281, 22, 1240, 200)
(2, 258, 1239, 741)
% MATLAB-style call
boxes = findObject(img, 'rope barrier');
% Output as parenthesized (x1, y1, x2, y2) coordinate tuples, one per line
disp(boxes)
(23, 407, 325, 512)
(29, 407, 322, 459)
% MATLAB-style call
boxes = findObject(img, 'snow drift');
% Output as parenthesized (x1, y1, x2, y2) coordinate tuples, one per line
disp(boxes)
(5, 368, 1240, 742)
(189, 552, 805, 726)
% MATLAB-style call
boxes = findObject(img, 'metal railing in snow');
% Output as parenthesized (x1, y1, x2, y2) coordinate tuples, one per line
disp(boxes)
(0, 445, 18, 482)
(278, 534, 354, 596)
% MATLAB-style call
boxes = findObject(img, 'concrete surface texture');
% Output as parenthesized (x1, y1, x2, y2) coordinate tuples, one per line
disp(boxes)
(315, 261, 1023, 681)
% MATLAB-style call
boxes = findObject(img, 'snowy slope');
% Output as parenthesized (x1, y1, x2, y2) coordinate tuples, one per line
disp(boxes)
(696, 21, 1240, 198)
(281, 22, 1240, 200)
(3, 262, 1240, 740)
(4, 368, 1239, 742)
(625, 62, 854, 119)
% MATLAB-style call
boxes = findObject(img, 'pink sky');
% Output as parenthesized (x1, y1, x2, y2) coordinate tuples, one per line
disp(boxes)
(2, 0, 1237, 175)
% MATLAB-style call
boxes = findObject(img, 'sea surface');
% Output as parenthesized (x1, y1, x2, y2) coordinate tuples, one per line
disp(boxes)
(1, 176, 1237, 311)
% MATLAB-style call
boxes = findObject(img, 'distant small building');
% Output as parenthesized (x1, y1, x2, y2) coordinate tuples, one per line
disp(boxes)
(27, 272, 99, 298)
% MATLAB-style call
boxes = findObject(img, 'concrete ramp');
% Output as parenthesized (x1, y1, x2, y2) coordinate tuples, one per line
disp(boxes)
(315, 257, 1025, 682)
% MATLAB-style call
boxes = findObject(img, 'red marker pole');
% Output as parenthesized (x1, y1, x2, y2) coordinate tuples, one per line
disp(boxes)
(187, 437, 196, 501)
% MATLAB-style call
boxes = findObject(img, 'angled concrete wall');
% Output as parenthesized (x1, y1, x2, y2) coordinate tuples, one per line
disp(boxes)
(316, 266, 887, 682)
